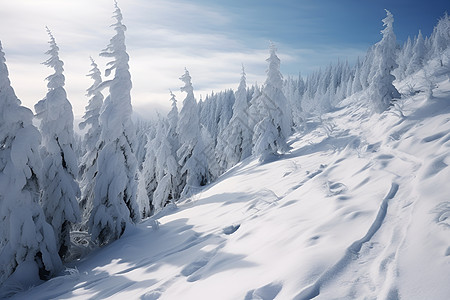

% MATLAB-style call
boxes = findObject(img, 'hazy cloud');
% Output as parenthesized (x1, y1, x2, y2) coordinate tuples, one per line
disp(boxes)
(1, 0, 369, 119)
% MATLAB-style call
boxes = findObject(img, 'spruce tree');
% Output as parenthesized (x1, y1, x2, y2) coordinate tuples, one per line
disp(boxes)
(139, 130, 159, 218)
(88, 2, 140, 245)
(217, 66, 252, 171)
(368, 10, 400, 113)
(34, 29, 81, 259)
(78, 58, 104, 229)
(252, 43, 291, 160)
(406, 31, 426, 76)
(176, 69, 208, 197)
(0, 40, 62, 285)
(153, 119, 179, 211)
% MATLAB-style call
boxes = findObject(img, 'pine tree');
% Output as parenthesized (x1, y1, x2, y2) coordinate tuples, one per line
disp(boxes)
(360, 46, 375, 89)
(165, 91, 181, 198)
(407, 31, 426, 75)
(252, 43, 291, 160)
(215, 89, 235, 140)
(368, 10, 400, 113)
(0, 40, 62, 285)
(247, 83, 262, 131)
(395, 36, 413, 80)
(351, 57, 363, 94)
(201, 125, 220, 181)
(430, 12, 450, 59)
(153, 119, 180, 211)
(78, 58, 104, 229)
(34, 29, 81, 259)
(134, 119, 151, 171)
(167, 91, 180, 155)
(216, 66, 252, 171)
(88, 2, 140, 245)
(176, 69, 208, 197)
(284, 75, 303, 129)
(199, 92, 218, 141)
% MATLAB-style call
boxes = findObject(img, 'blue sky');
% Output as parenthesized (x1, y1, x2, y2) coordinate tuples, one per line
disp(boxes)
(0, 0, 448, 118)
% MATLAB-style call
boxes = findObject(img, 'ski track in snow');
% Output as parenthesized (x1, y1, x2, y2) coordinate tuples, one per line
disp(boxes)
(294, 183, 399, 300)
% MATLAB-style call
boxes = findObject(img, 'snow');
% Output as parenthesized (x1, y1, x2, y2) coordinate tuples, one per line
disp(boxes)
(0, 40, 62, 291)
(6, 69, 450, 299)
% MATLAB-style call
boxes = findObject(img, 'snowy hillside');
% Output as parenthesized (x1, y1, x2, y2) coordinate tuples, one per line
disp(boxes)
(6, 69, 450, 299)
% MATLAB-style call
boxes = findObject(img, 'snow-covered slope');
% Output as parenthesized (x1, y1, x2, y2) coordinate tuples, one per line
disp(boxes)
(7, 74, 450, 299)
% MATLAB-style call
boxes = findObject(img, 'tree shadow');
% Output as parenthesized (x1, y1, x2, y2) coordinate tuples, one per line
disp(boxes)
(9, 218, 256, 299)
(284, 134, 361, 160)
(407, 93, 450, 120)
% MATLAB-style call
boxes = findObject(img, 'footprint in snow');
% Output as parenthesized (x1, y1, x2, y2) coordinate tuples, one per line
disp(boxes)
(180, 245, 224, 282)
(434, 202, 450, 228)
(181, 258, 209, 281)
(327, 181, 347, 196)
(244, 282, 283, 300)
(223, 224, 240, 235)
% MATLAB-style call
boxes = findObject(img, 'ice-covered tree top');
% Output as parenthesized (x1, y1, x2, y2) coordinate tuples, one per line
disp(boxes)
(168, 90, 178, 129)
(169, 90, 178, 112)
(177, 68, 200, 147)
(99, 1, 134, 142)
(86, 57, 102, 96)
(101, 1, 128, 77)
(266, 42, 283, 89)
(180, 68, 194, 95)
(0, 41, 20, 109)
(35, 29, 76, 160)
(79, 57, 104, 139)
(43, 27, 65, 90)
(233, 64, 247, 114)
(239, 64, 246, 90)
(380, 10, 395, 38)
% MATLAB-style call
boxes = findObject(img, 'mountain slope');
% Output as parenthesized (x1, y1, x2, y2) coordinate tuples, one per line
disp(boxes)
(7, 73, 450, 299)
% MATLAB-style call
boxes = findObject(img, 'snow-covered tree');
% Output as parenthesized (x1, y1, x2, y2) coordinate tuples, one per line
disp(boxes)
(199, 92, 218, 140)
(430, 12, 450, 60)
(134, 119, 151, 171)
(395, 37, 413, 80)
(88, 2, 140, 245)
(216, 66, 252, 171)
(368, 10, 400, 113)
(215, 90, 235, 140)
(138, 125, 159, 218)
(154, 91, 182, 205)
(313, 65, 333, 118)
(176, 69, 208, 197)
(152, 119, 180, 211)
(247, 83, 262, 131)
(0, 41, 62, 285)
(78, 58, 104, 229)
(34, 29, 81, 259)
(199, 89, 235, 145)
(252, 43, 292, 160)
(284, 74, 305, 129)
(351, 58, 363, 94)
(167, 91, 180, 154)
(201, 125, 220, 181)
(359, 46, 375, 90)
(407, 31, 426, 75)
